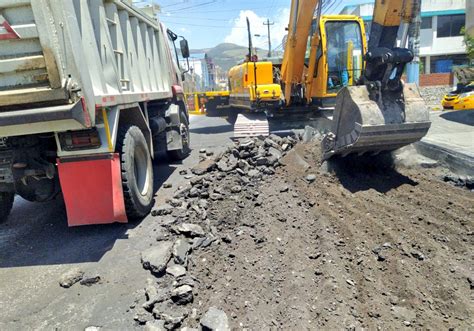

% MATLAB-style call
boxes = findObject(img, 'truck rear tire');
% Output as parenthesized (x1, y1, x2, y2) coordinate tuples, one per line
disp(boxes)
(167, 111, 191, 161)
(116, 125, 154, 219)
(0, 192, 14, 224)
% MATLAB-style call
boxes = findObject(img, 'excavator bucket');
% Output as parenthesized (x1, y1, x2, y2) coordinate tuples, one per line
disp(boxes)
(321, 83, 431, 160)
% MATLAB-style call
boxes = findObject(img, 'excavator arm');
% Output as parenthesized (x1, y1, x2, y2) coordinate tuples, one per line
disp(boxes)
(364, 0, 418, 90)
(321, 0, 431, 159)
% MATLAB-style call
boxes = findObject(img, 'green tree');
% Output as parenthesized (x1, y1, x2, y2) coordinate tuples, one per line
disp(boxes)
(462, 27, 474, 62)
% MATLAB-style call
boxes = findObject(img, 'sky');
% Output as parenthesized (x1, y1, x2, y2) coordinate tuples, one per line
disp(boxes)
(134, 0, 372, 50)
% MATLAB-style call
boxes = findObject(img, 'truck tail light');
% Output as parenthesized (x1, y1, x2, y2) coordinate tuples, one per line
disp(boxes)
(59, 129, 101, 151)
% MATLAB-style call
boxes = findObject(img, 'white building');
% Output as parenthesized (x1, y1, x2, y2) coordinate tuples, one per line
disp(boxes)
(340, 0, 468, 74)
(179, 56, 205, 92)
(179, 53, 220, 91)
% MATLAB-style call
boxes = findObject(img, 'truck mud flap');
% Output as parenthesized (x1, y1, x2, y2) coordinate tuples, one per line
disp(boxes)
(57, 153, 127, 226)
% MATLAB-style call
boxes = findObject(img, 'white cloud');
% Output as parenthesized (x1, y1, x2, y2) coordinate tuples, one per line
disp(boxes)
(224, 8, 290, 50)
(179, 27, 190, 33)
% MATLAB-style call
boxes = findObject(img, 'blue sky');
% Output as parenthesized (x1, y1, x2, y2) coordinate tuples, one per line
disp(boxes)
(136, 0, 372, 49)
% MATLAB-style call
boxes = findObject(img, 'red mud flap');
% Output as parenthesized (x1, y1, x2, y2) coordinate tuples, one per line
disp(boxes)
(57, 154, 127, 226)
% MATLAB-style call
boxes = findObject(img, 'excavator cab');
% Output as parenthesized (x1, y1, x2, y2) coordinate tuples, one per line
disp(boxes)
(307, 15, 367, 109)
(324, 19, 364, 92)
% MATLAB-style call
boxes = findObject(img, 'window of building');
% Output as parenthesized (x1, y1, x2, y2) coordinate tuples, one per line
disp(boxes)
(437, 14, 465, 38)
(430, 54, 469, 73)
(421, 17, 432, 30)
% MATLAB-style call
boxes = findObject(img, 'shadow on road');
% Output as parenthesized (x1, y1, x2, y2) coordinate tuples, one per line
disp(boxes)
(205, 106, 231, 118)
(190, 124, 234, 135)
(0, 158, 177, 268)
(327, 153, 418, 194)
(440, 110, 474, 126)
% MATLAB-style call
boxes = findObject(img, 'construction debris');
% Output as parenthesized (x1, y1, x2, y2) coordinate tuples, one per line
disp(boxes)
(135, 134, 297, 328)
(199, 307, 230, 331)
(133, 133, 473, 330)
(59, 268, 84, 288)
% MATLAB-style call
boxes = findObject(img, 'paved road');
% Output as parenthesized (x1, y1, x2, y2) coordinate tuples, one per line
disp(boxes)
(417, 110, 474, 176)
(0, 115, 232, 330)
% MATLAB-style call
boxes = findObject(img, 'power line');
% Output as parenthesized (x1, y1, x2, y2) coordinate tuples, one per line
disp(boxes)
(161, 15, 231, 22)
(160, 19, 246, 29)
(266, 0, 277, 18)
(166, 0, 217, 13)
(324, 0, 342, 13)
(165, 6, 278, 14)
(160, 1, 186, 9)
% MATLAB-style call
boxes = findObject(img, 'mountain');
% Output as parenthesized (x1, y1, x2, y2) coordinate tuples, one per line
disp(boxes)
(190, 43, 268, 71)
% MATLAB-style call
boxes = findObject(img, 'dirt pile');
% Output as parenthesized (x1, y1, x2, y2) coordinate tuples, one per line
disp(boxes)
(134, 134, 298, 329)
(186, 143, 472, 329)
(134, 135, 473, 330)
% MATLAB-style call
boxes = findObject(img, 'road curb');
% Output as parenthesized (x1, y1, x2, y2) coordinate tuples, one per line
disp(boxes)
(415, 140, 474, 177)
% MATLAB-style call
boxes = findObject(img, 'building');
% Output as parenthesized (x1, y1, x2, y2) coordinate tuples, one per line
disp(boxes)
(340, 0, 469, 84)
(180, 56, 205, 92)
(179, 53, 223, 92)
(131, 1, 160, 18)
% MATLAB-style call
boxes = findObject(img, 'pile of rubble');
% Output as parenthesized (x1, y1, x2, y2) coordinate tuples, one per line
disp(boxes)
(419, 86, 451, 108)
(134, 134, 298, 330)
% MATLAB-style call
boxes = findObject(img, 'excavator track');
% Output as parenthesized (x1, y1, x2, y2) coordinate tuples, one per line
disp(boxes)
(234, 113, 269, 138)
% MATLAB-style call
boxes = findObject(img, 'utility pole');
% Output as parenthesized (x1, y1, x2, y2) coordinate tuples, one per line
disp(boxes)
(263, 19, 274, 58)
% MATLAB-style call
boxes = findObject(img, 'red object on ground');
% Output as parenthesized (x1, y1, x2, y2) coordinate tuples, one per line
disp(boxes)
(57, 154, 127, 226)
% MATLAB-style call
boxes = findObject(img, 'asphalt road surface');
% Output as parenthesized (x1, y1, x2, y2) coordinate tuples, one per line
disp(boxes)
(0, 114, 232, 330)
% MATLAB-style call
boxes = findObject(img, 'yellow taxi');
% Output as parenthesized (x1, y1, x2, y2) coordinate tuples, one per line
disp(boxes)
(453, 90, 474, 110)
(442, 82, 474, 110)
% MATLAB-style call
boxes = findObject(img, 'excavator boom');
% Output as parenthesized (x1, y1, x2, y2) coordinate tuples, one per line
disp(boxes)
(281, 0, 319, 105)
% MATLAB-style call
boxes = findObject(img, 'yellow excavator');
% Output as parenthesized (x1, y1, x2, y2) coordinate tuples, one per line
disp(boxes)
(228, 0, 431, 159)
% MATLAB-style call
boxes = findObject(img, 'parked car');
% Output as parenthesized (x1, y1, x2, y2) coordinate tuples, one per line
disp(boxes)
(442, 82, 474, 110)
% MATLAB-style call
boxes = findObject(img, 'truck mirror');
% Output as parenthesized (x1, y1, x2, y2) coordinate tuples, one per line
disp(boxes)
(180, 39, 190, 58)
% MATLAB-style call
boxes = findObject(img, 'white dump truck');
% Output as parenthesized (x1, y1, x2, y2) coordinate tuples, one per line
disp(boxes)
(0, 0, 191, 226)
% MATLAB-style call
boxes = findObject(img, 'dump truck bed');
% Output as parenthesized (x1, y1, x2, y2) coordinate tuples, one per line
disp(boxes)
(0, 0, 177, 136)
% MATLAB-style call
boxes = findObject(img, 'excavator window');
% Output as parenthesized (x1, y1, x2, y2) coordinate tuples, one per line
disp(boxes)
(325, 20, 363, 94)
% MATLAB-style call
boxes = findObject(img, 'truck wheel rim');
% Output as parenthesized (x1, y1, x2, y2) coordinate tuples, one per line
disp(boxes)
(134, 146, 150, 196)
(180, 123, 189, 147)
